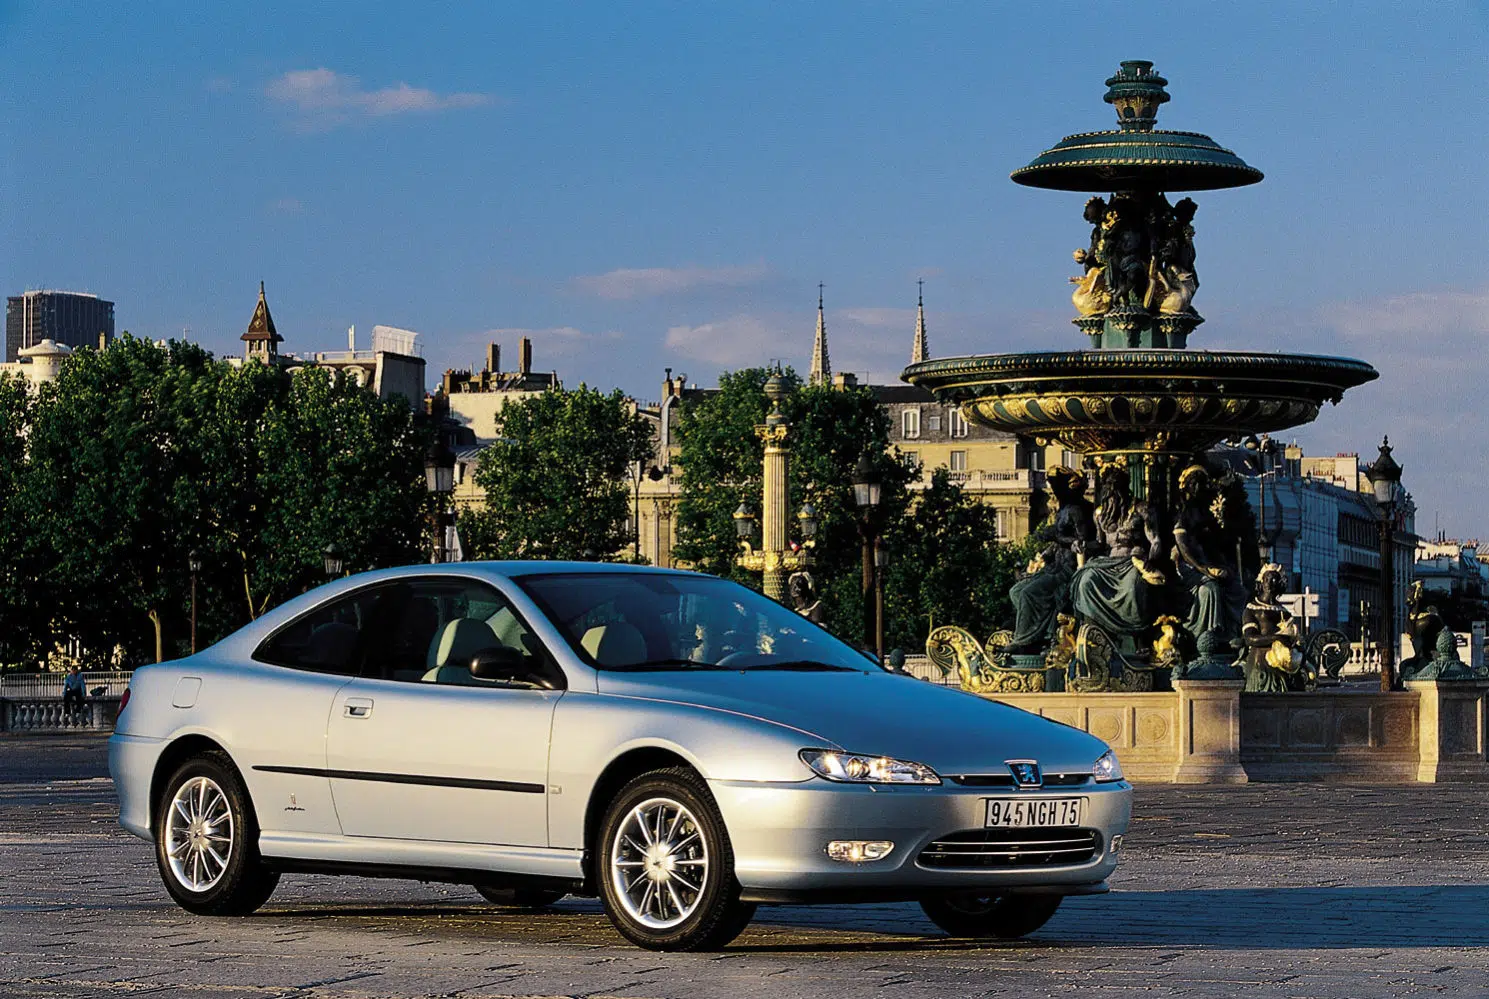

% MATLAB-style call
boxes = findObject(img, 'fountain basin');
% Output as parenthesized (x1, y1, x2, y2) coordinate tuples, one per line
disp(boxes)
(902, 350, 1378, 455)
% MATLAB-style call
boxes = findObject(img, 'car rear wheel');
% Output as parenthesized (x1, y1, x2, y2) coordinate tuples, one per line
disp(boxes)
(596, 767, 755, 951)
(474, 886, 567, 908)
(919, 893, 1062, 938)
(155, 751, 279, 916)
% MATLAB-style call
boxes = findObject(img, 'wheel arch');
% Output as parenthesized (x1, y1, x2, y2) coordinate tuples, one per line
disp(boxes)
(148, 733, 236, 831)
(581, 745, 697, 889)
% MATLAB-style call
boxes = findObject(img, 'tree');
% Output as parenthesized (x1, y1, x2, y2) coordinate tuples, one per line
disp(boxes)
(0, 373, 38, 668)
(881, 467, 1033, 654)
(672, 368, 912, 643)
(24, 336, 217, 663)
(461, 386, 654, 560)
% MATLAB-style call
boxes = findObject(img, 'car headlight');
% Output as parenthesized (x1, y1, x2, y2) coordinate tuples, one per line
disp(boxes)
(799, 749, 941, 785)
(1093, 749, 1124, 783)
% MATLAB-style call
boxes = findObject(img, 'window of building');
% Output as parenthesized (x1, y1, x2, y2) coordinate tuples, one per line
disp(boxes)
(925, 413, 942, 433)
(996, 508, 1009, 540)
(949, 450, 967, 472)
(901, 450, 920, 470)
(948, 409, 968, 438)
(254, 586, 391, 676)
(902, 408, 921, 439)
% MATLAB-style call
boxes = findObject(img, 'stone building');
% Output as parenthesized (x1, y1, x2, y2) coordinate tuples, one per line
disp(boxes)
(442, 338, 559, 441)
(0, 338, 74, 390)
(228, 283, 426, 411)
(1216, 444, 1417, 642)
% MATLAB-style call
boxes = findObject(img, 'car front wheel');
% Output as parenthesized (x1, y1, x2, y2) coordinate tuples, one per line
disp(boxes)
(596, 768, 754, 951)
(919, 893, 1062, 938)
(154, 751, 279, 916)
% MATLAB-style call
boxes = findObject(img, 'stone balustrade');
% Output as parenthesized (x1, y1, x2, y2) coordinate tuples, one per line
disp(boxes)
(1, 698, 120, 732)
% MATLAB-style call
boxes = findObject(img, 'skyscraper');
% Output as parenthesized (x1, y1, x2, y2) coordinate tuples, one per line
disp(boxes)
(5, 290, 115, 362)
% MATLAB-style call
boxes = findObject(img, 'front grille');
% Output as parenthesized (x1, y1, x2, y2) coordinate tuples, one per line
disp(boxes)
(946, 773, 1091, 788)
(918, 827, 1100, 869)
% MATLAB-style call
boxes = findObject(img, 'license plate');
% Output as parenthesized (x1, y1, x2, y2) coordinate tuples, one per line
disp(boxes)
(985, 797, 1083, 828)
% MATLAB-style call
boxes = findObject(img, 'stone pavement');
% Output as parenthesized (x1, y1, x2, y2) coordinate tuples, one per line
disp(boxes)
(3, 735, 1489, 998)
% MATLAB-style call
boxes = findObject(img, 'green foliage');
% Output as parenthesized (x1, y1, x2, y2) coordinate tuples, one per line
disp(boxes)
(673, 368, 913, 644)
(0, 374, 38, 667)
(10, 336, 430, 667)
(461, 386, 654, 560)
(882, 467, 1034, 653)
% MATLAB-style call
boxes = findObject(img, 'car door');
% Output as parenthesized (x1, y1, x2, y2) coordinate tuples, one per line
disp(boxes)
(325, 575, 563, 847)
(245, 584, 388, 838)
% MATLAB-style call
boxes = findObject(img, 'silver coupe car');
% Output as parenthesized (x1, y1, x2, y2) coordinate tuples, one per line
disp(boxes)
(110, 562, 1132, 951)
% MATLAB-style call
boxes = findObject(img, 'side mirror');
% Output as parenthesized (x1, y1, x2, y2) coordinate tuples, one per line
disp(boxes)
(470, 647, 556, 689)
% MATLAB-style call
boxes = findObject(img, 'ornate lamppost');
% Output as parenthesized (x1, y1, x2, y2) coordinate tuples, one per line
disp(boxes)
(187, 549, 202, 655)
(852, 453, 885, 656)
(322, 543, 344, 581)
(734, 371, 815, 601)
(1365, 436, 1404, 692)
(425, 437, 456, 563)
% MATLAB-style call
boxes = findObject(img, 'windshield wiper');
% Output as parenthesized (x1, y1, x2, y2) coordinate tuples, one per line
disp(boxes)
(607, 658, 733, 671)
(746, 660, 863, 672)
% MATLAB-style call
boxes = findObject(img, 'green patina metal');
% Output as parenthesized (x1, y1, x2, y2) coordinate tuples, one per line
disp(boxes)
(907, 62, 1378, 692)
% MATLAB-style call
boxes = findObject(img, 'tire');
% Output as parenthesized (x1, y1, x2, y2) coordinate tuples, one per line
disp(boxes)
(919, 893, 1062, 939)
(595, 767, 755, 951)
(474, 885, 567, 908)
(154, 751, 279, 916)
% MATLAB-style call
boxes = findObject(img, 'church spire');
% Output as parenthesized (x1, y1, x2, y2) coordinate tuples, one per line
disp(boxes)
(809, 282, 831, 386)
(911, 279, 929, 364)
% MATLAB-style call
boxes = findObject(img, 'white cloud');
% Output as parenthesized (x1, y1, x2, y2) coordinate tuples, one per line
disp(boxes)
(1330, 288, 1489, 341)
(664, 314, 796, 367)
(838, 306, 915, 329)
(572, 264, 768, 301)
(266, 69, 492, 129)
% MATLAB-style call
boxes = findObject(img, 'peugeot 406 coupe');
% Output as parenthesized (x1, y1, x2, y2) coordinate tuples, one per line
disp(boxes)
(110, 562, 1132, 951)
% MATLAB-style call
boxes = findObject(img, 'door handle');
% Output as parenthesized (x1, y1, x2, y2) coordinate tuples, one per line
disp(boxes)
(343, 697, 374, 718)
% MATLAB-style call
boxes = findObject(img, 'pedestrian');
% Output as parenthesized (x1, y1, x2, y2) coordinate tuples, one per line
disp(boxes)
(62, 666, 86, 714)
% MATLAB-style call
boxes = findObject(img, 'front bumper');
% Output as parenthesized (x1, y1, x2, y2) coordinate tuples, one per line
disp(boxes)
(711, 777, 1131, 899)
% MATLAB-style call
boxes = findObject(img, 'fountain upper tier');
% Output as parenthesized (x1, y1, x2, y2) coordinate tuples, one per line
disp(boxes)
(1011, 60, 1262, 192)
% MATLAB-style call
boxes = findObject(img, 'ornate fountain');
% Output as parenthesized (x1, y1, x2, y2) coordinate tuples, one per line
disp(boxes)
(908, 62, 1373, 692)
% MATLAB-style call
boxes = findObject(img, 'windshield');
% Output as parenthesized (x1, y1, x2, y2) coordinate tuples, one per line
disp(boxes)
(514, 571, 880, 672)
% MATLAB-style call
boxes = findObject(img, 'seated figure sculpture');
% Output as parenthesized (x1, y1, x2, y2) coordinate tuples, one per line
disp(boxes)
(1172, 464, 1247, 644)
(1241, 563, 1305, 692)
(1070, 463, 1166, 643)
(1008, 467, 1098, 654)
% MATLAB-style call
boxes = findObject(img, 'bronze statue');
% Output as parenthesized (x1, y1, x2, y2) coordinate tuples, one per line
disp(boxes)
(1070, 463, 1165, 641)
(1008, 467, 1097, 653)
(1241, 563, 1305, 692)
(1173, 464, 1247, 644)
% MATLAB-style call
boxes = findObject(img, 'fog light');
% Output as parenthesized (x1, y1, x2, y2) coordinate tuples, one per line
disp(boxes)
(827, 840, 894, 863)
(1110, 834, 1123, 855)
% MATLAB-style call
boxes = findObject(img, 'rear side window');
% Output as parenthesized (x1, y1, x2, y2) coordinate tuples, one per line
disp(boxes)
(253, 587, 388, 676)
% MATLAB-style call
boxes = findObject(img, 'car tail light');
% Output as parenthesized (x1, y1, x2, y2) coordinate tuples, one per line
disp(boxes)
(118, 688, 130, 714)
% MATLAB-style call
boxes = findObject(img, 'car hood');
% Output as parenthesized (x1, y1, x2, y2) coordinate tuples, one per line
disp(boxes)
(597, 669, 1111, 777)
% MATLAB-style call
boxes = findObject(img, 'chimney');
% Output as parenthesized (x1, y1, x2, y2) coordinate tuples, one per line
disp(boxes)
(348, 325, 356, 351)
(519, 336, 532, 375)
(486, 342, 500, 373)
(98, 332, 108, 350)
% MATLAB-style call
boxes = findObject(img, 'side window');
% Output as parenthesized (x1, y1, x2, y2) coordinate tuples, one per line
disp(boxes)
(364, 578, 556, 688)
(254, 587, 388, 676)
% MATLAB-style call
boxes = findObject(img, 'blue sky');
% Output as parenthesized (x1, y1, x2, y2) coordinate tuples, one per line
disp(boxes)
(3, 2, 1487, 536)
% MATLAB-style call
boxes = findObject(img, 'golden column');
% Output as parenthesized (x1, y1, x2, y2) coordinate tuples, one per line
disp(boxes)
(735, 371, 813, 601)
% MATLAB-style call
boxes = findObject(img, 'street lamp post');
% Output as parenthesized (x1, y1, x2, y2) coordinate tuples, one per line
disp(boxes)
(873, 540, 890, 663)
(425, 437, 456, 563)
(734, 372, 813, 600)
(323, 542, 344, 581)
(852, 453, 884, 655)
(187, 549, 202, 655)
(1365, 436, 1404, 692)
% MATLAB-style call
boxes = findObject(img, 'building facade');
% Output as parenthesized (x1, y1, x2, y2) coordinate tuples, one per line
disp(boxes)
(5, 290, 114, 363)
(442, 338, 559, 441)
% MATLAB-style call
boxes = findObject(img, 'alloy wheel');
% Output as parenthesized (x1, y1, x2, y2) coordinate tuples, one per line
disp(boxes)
(164, 775, 235, 892)
(608, 796, 709, 929)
